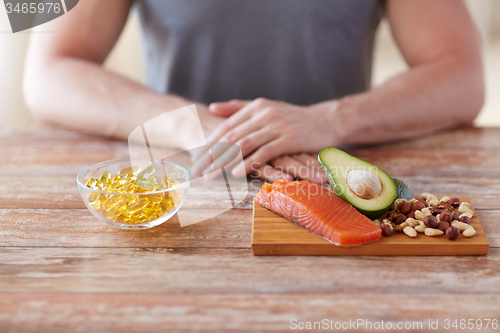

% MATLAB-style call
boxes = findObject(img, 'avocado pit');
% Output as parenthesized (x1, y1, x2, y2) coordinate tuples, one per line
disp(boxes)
(346, 169, 382, 200)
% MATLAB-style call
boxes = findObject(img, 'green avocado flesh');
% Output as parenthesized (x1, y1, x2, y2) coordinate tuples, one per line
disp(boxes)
(318, 147, 397, 219)
(393, 178, 415, 201)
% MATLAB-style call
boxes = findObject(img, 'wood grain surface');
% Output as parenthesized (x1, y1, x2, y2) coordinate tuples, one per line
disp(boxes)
(1, 126, 500, 332)
(252, 198, 489, 256)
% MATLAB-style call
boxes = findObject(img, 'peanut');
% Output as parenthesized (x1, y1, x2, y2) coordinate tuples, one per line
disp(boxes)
(451, 220, 473, 232)
(459, 212, 473, 219)
(440, 196, 451, 203)
(403, 226, 417, 238)
(421, 192, 433, 199)
(425, 228, 444, 237)
(405, 217, 419, 227)
(426, 194, 439, 207)
(463, 228, 476, 238)
(415, 223, 426, 233)
(421, 207, 432, 216)
(415, 210, 426, 221)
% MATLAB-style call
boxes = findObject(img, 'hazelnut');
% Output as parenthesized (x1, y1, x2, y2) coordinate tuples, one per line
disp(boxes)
(459, 215, 471, 225)
(395, 214, 407, 225)
(439, 210, 453, 223)
(423, 200, 430, 207)
(400, 202, 411, 215)
(412, 201, 426, 211)
(447, 198, 460, 208)
(423, 215, 438, 228)
(407, 211, 416, 219)
(446, 226, 459, 240)
(451, 211, 460, 221)
(437, 221, 450, 233)
(380, 223, 393, 237)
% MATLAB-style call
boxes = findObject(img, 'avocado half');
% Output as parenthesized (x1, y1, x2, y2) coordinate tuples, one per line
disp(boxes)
(318, 147, 397, 219)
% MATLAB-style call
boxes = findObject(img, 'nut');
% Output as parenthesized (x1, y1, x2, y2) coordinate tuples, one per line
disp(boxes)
(459, 216, 470, 225)
(440, 196, 451, 203)
(423, 215, 438, 228)
(415, 223, 426, 233)
(451, 220, 473, 232)
(458, 202, 474, 216)
(400, 202, 412, 215)
(447, 197, 460, 208)
(373, 219, 381, 226)
(429, 207, 444, 215)
(407, 211, 416, 219)
(426, 194, 439, 207)
(395, 214, 407, 225)
(463, 228, 476, 238)
(405, 217, 419, 227)
(380, 223, 393, 237)
(392, 198, 407, 212)
(421, 207, 432, 216)
(459, 212, 473, 219)
(412, 201, 426, 211)
(403, 226, 417, 238)
(425, 228, 444, 237)
(446, 226, 459, 240)
(415, 210, 426, 221)
(451, 211, 460, 221)
(421, 192, 433, 199)
(437, 221, 451, 233)
(439, 210, 453, 223)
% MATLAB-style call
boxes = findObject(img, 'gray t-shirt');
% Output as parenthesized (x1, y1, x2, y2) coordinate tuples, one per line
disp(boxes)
(135, 0, 383, 106)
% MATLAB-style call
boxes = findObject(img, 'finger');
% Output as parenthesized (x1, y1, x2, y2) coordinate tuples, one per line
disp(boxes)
(290, 153, 327, 183)
(202, 129, 277, 179)
(270, 155, 327, 184)
(292, 153, 320, 169)
(231, 140, 284, 178)
(191, 142, 236, 177)
(206, 98, 267, 143)
(202, 143, 242, 180)
(252, 163, 294, 182)
(209, 100, 251, 117)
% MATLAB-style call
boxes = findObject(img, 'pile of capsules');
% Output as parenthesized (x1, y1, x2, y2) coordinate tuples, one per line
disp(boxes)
(85, 165, 181, 224)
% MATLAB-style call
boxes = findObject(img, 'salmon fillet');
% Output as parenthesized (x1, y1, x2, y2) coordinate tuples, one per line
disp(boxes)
(255, 180, 381, 246)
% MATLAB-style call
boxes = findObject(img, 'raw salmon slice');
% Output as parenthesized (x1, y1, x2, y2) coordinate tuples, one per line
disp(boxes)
(255, 179, 381, 246)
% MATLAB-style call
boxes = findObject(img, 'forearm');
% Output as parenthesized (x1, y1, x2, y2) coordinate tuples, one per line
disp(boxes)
(322, 56, 484, 146)
(24, 58, 221, 148)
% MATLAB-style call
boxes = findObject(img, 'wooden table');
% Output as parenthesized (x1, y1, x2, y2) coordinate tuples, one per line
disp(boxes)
(1, 126, 499, 332)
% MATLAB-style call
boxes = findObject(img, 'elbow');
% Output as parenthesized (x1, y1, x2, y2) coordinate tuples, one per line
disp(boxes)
(23, 64, 52, 126)
(461, 69, 484, 125)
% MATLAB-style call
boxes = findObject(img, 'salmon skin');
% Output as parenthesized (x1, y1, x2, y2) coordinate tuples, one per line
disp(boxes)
(255, 180, 382, 246)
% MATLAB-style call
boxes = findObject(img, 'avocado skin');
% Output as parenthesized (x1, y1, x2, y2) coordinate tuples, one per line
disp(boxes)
(393, 178, 415, 201)
(318, 148, 396, 220)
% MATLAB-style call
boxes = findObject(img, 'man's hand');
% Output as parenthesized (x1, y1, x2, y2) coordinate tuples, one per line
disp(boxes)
(192, 97, 338, 179)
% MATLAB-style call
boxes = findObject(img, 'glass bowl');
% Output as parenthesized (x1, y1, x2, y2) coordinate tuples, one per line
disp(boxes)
(77, 159, 190, 229)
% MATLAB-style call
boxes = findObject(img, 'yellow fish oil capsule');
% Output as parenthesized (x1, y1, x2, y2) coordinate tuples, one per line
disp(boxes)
(119, 165, 142, 176)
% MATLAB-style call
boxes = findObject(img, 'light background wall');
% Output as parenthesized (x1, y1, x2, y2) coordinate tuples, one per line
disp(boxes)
(1, 0, 499, 128)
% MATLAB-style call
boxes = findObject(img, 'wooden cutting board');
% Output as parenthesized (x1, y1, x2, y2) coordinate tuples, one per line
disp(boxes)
(252, 198, 489, 256)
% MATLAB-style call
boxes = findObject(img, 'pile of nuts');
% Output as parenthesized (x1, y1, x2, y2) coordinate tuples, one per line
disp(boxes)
(373, 193, 477, 240)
